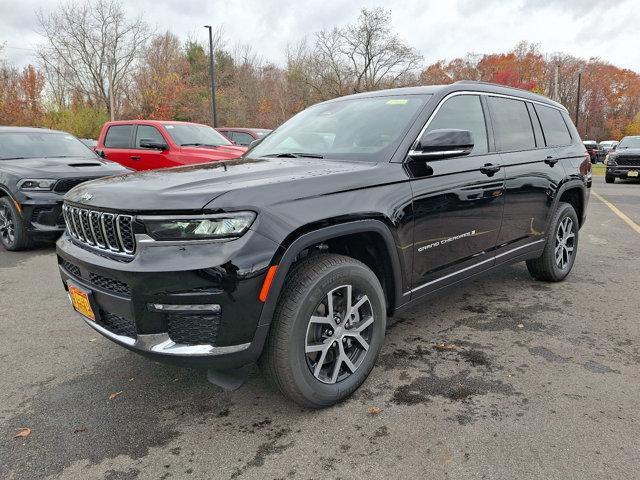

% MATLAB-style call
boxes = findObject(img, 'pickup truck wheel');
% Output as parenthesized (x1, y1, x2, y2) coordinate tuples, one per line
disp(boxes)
(0, 198, 33, 251)
(605, 175, 615, 184)
(526, 202, 578, 282)
(260, 254, 386, 408)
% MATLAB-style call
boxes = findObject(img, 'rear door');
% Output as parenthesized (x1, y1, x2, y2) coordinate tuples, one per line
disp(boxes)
(409, 93, 505, 297)
(133, 124, 171, 170)
(488, 96, 566, 261)
(101, 124, 135, 168)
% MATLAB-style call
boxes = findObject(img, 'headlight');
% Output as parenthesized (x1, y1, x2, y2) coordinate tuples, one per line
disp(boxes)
(606, 155, 616, 166)
(18, 179, 57, 191)
(140, 212, 256, 241)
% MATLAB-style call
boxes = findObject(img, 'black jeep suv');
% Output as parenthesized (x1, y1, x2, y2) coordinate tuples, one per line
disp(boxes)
(605, 135, 640, 183)
(0, 127, 128, 250)
(56, 82, 591, 407)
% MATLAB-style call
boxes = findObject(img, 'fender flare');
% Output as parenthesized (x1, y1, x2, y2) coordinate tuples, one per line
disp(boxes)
(546, 179, 587, 231)
(257, 219, 406, 326)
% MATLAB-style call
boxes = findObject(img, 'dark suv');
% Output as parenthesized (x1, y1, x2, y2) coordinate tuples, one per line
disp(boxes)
(0, 127, 128, 250)
(56, 82, 591, 407)
(605, 135, 640, 183)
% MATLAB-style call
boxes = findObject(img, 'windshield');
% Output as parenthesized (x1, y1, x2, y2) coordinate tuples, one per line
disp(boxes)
(0, 132, 95, 160)
(618, 136, 640, 149)
(164, 123, 232, 147)
(249, 94, 431, 162)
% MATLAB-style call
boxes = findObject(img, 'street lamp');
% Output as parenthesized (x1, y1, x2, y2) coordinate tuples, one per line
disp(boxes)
(204, 25, 218, 128)
(575, 67, 584, 132)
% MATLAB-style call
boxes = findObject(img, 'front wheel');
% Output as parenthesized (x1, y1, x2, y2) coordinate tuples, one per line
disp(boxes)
(605, 175, 615, 184)
(0, 197, 33, 251)
(526, 202, 579, 282)
(260, 254, 386, 408)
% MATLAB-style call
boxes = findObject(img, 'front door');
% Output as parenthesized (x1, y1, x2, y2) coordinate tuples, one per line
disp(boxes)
(409, 94, 505, 298)
(133, 125, 170, 170)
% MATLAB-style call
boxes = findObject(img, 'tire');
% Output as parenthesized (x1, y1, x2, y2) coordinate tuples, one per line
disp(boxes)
(605, 176, 615, 184)
(260, 253, 386, 408)
(0, 197, 33, 251)
(526, 202, 579, 282)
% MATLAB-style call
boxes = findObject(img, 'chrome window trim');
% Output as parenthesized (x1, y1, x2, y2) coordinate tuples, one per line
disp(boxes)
(409, 90, 569, 158)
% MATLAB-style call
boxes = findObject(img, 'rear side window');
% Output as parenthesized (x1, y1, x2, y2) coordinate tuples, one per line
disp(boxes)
(135, 125, 165, 147)
(104, 125, 133, 148)
(534, 104, 572, 146)
(488, 97, 535, 152)
(426, 95, 488, 155)
(232, 132, 255, 146)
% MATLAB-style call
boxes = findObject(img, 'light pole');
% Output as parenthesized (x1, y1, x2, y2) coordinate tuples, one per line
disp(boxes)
(204, 25, 218, 127)
(575, 69, 582, 132)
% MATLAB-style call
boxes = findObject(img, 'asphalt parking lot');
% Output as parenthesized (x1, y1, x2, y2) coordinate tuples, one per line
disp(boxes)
(1, 175, 639, 480)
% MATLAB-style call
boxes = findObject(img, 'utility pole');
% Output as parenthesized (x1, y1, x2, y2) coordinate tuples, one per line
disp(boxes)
(575, 71, 582, 132)
(204, 25, 218, 128)
(107, 56, 115, 121)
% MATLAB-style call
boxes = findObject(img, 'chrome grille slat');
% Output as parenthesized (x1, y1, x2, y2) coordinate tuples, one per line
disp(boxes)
(79, 209, 95, 245)
(62, 204, 136, 257)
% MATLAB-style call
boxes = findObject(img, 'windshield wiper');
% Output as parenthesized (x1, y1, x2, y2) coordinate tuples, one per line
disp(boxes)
(263, 152, 324, 159)
(0, 157, 26, 160)
(180, 143, 220, 148)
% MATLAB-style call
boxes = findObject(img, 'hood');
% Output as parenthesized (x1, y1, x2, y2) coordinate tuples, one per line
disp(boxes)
(64, 156, 378, 212)
(612, 147, 640, 156)
(1, 156, 129, 178)
(178, 144, 247, 160)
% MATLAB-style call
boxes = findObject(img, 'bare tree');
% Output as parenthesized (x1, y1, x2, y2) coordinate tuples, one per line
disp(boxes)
(297, 8, 422, 101)
(36, 0, 151, 119)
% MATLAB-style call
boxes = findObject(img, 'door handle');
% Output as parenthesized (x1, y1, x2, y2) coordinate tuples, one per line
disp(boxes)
(544, 156, 559, 166)
(130, 156, 141, 160)
(480, 163, 501, 176)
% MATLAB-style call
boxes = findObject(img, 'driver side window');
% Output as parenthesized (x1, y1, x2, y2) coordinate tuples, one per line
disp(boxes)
(426, 95, 488, 155)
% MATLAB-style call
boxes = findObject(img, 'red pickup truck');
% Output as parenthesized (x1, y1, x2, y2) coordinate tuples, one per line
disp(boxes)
(96, 120, 247, 171)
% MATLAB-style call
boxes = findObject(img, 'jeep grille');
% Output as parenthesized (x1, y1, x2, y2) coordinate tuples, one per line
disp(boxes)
(62, 204, 136, 256)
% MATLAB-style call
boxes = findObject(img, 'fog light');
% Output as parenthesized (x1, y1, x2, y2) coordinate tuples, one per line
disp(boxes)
(149, 303, 221, 313)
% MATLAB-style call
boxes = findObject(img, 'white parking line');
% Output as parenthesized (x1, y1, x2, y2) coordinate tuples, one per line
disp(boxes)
(592, 191, 640, 235)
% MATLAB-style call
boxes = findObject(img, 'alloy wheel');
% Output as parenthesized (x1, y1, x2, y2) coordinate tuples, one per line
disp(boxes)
(305, 284, 374, 384)
(555, 216, 575, 270)
(0, 205, 15, 246)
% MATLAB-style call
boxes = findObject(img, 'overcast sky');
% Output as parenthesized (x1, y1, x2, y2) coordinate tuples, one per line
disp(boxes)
(1, 0, 639, 72)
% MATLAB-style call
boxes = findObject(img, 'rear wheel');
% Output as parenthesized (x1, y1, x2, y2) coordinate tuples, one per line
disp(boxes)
(526, 202, 578, 282)
(605, 175, 615, 184)
(261, 254, 386, 408)
(0, 197, 33, 251)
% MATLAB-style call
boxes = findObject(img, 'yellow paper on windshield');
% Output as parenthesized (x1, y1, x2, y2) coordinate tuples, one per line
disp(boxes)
(386, 99, 408, 105)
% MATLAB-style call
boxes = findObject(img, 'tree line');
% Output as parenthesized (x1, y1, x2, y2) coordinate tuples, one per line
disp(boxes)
(1, 0, 639, 141)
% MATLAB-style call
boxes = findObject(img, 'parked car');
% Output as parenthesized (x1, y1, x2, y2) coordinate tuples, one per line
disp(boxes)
(583, 140, 598, 163)
(79, 138, 98, 150)
(0, 127, 128, 251)
(216, 127, 272, 146)
(598, 140, 618, 162)
(96, 120, 247, 171)
(57, 81, 590, 407)
(605, 135, 640, 183)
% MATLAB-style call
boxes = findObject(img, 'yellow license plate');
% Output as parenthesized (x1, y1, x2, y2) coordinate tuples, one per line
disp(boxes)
(628, 170, 638, 177)
(69, 285, 95, 321)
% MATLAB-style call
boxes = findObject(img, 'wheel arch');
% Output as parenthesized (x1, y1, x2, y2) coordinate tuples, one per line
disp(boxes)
(257, 219, 406, 327)
(552, 180, 587, 229)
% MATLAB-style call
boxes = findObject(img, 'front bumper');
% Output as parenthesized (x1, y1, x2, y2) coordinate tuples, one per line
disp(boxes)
(57, 228, 279, 369)
(19, 194, 65, 237)
(606, 166, 640, 179)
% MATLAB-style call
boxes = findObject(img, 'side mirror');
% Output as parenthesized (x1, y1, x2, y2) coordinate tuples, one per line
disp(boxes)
(96, 149, 107, 158)
(139, 139, 168, 150)
(409, 129, 474, 160)
(612, 145, 617, 151)
(248, 138, 263, 149)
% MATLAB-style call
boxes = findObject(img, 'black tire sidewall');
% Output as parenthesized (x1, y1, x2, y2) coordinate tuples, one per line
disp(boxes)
(278, 259, 386, 407)
(548, 203, 579, 280)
